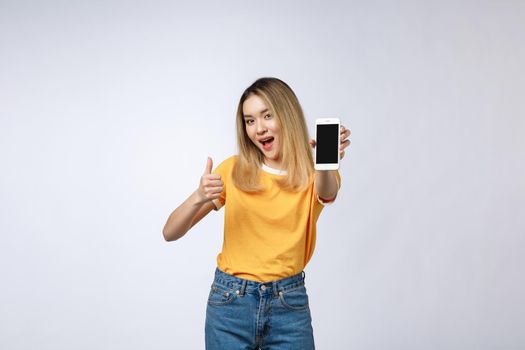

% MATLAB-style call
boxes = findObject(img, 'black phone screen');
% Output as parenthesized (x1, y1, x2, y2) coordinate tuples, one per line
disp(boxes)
(316, 124, 339, 164)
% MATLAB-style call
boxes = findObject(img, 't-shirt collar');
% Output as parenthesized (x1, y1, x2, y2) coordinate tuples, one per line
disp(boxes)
(261, 163, 287, 176)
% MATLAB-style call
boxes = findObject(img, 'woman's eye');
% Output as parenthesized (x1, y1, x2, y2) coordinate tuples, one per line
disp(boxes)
(264, 114, 272, 119)
(245, 119, 254, 125)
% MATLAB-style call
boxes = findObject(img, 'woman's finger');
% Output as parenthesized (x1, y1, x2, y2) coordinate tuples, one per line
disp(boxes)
(205, 179, 224, 188)
(204, 186, 223, 198)
(340, 139, 351, 150)
(340, 128, 351, 139)
(207, 186, 224, 195)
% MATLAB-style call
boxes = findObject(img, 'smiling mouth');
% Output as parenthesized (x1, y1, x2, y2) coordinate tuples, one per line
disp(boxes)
(259, 136, 275, 151)
(259, 137, 274, 146)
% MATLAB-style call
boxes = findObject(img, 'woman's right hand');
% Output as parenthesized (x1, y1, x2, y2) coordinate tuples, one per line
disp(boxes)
(162, 157, 222, 241)
(197, 157, 224, 204)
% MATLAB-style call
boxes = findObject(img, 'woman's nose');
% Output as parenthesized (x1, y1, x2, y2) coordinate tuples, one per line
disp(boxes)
(256, 121, 267, 135)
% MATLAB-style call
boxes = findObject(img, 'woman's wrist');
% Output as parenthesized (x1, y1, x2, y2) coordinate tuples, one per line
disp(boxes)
(314, 170, 338, 200)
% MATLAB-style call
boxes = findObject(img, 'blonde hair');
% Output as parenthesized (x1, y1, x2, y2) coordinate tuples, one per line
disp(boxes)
(232, 77, 314, 192)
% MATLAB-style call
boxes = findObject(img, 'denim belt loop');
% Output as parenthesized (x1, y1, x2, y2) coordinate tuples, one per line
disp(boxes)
(302, 271, 306, 281)
(272, 280, 279, 297)
(239, 279, 248, 296)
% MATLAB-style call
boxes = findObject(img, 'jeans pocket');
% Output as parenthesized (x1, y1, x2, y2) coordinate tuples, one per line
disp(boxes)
(207, 283, 237, 306)
(278, 286, 309, 311)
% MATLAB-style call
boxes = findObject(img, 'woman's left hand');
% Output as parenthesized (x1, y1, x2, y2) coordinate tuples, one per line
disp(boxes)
(309, 125, 351, 160)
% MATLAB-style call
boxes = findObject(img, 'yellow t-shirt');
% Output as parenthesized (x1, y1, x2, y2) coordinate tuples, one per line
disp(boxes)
(212, 156, 340, 282)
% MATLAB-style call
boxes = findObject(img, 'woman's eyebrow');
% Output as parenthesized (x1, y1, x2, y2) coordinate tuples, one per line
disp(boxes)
(244, 108, 269, 118)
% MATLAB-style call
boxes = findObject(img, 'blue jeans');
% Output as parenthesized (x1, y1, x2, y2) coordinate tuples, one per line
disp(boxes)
(205, 268, 315, 350)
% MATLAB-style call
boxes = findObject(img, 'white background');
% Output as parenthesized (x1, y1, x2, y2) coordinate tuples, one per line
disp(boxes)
(1, 0, 524, 349)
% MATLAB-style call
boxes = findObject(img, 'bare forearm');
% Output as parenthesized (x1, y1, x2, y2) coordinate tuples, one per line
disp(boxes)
(314, 170, 338, 200)
(163, 190, 206, 242)
(163, 157, 224, 242)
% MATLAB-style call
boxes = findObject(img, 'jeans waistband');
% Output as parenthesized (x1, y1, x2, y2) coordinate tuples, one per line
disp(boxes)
(212, 268, 306, 297)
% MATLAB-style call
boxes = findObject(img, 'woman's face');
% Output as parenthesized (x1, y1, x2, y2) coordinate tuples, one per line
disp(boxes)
(242, 94, 282, 168)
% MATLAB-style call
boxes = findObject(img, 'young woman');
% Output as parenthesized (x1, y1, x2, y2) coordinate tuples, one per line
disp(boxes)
(163, 77, 351, 350)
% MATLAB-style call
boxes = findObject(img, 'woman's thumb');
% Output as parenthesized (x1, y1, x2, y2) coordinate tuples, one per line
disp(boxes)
(204, 157, 213, 175)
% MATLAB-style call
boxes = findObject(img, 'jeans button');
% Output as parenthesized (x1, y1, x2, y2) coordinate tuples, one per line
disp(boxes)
(260, 285, 267, 291)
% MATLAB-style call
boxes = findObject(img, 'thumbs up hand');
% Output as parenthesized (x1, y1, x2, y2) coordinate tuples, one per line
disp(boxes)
(197, 157, 224, 204)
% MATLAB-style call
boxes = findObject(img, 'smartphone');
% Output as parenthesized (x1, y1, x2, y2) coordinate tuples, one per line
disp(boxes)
(315, 118, 340, 170)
